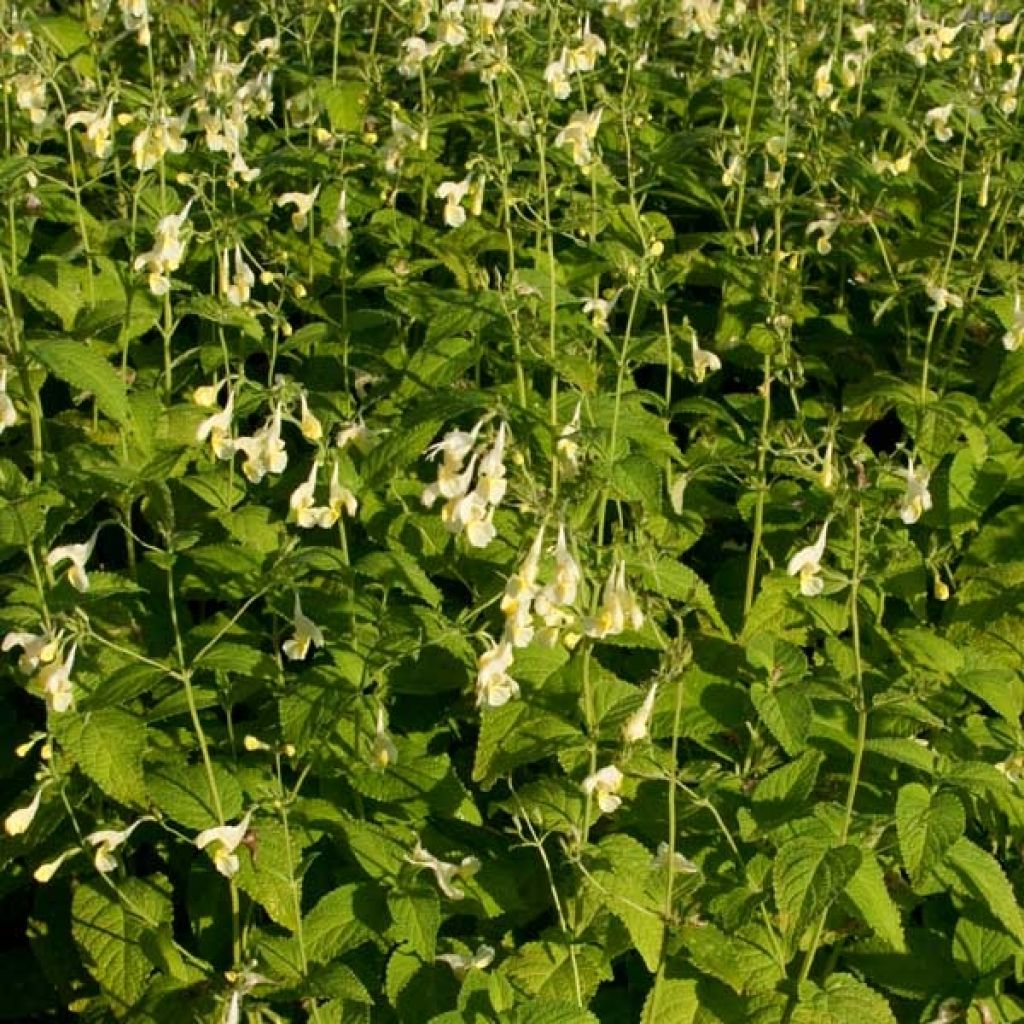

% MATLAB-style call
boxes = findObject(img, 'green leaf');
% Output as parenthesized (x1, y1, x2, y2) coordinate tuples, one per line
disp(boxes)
(895, 784, 965, 885)
(235, 822, 307, 932)
(473, 703, 581, 788)
(388, 889, 441, 960)
(62, 709, 148, 807)
(31, 338, 131, 425)
(773, 838, 861, 942)
(355, 549, 442, 607)
(750, 683, 810, 756)
(751, 750, 823, 829)
(940, 838, 1024, 944)
(304, 884, 386, 964)
(842, 849, 906, 952)
(71, 877, 171, 1013)
(640, 975, 699, 1024)
(318, 81, 369, 133)
(502, 941, 610, 1005)
(588, 834, 662, 972)
(145, 760, 244, 829)
(512, 1005, 601, 1024)
(679, 923, 784, 995)
(791, 973, 897, 1024)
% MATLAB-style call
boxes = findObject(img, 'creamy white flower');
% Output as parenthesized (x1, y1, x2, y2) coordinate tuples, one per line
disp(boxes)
(436, 177, 471, 228)
(299, 393, 323, 443)
(839, 52, 863, 89)
(603, 0, 638, 28)
(925, 103, 954, 143)
(554, 108, 603, 168)
(813, 58, 833, 99)
(118, 0, 151, 44)
(406, 841, 479, 900)
(623, 683, 658, 743)
(501, 525, 545, 647)
(582, 764, 623, 814)
(543, 523, 581, 608)
(426, 417, 487, 464)
(691, 335, 721, 382)
(276, 186, 320, 231)
(807, 214, 840, 255)
(438, 0, 468, 46)
(586, 560, 643, 638)
(65, 101, 115, 159)
(653, 841, 699, 874)
(234, 404, 288, 484)
(37, 643, 77, 712)
(336, 418, 382, 454)
(898, 457, 932, 525)
(437, 944, 496, 977)
(475, 640, 519, 707)
(556, 401, 583, 478)
(475, 422, 508, 506)
(398, 36, 442, 77)
(544, 50, 572, 99)
(1003, 294, 1024, 352)
(196, 810, 252, 878)
(323, 189, 351, 249)
(0, 368, 16, 433)
(134, 200, 193, 296)
(721, 152, 744, 188)
(4, 786, 45, 836)
(448, 490, 496, 547)
(322, 461, 358, 525)
(193, 377, 225, 408)
(926, 283, 963, 313)
(583, 297, 612, 330)
(197, 390, 236, 459)
(787, 522, 828, 597)
(570, 17, 606, 72)
(290, 460, 322, 528)
(132, 109, 187, 171)
(86, 818, 151, 873)
(47, 528, 101, 592)
(14, 73, 48, 125)
(282, 593, 324, 661)
(3, 628, 61, 675)
(221, 245, 254, 306)
(476, 1, 505, 35)
(370, 706, 398, 769)
(33, 847, 80, 884)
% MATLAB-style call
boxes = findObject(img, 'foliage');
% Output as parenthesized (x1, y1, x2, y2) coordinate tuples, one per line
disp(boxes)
(2, 1, 1024, 1022)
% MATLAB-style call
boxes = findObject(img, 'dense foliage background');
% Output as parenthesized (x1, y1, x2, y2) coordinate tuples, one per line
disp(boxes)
(3, 1, 1024, 1021)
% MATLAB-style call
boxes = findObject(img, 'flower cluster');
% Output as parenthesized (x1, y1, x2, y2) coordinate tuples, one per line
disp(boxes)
(422, 417, 508, 548)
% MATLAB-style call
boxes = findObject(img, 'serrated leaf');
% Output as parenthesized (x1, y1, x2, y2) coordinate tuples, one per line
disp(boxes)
(32, 338, 131, 424)
(641, 975, 699, 1024)
(235, 822, 306, 932)
(895, 784, 965, 885)
(842, 848, 906, 952)
(773, 838, 861, 941)
(750, 683, 810, 756)
(791, 973, 897, 1024)
(71, 877, 171, 1013)
(354, 549, 442, 607)
(751, 750, 823, 829)
(588, 834, 662, 972)
(63, 709, 147, 807)
(940, 838, 1024, 944)
(388, 889, 440, 960)
(304, 883, 386, 964)
(679, 923, 784, 995)
(145, 761, 244, 829)
(513, 1004, 601, 1024)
